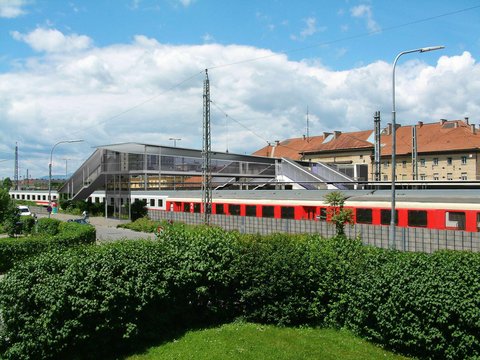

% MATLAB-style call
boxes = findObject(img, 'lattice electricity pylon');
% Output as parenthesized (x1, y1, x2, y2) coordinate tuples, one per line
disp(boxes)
(202, 69, 212, 225)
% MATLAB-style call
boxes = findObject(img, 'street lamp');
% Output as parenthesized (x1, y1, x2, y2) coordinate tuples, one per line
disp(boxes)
(390, 45, 444, 248)
(169, 137, 181, 147)
(48, 140, 83, 216)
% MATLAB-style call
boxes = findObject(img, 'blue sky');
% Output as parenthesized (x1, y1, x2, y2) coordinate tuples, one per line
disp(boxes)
(1, 0, 480, 179)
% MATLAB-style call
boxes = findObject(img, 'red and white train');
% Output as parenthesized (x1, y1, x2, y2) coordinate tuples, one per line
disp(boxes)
(10, 189, 480, 232)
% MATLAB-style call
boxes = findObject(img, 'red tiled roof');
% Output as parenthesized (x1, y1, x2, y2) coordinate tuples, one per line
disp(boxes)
(253, 130, 374, 160)
(253, 119, 480, 159)
(381, 120, 480, 156)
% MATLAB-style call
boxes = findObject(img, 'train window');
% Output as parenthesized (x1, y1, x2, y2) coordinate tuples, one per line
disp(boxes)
(281, 206, 295, 219)
(95, 197, 99, 203)
(43, 195, 46, 200)
(22, 195, 25, 200)
(262, 206, 275, 218)
(445, 211, 465, 230)
(246, 205, 256, 217)
(408, 210, 427, 227)
(216, 204, 225, 215)
(193, 203, 201, 213)
(158, 199, 163, 207)
(380, 209, 398, 225)
(150, 199, 155, 207)
(477, 213, 480, 232)
(183, 203, 191, 212)
(230, 204, 241, 216)
(356, 208, 372, 224)
(318, 208, 327, 221)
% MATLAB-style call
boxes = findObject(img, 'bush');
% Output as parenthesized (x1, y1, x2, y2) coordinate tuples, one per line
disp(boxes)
(18, 216, 35, 234)
(36, 218, 61, 236)
(0, 221, 96, 273)
(0, 228, 479, 360)
(130, 199, 148, 221)
(343, 250, 480, 359)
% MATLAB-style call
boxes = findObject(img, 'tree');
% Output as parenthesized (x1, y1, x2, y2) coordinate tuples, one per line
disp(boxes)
(2, 177, 13, 190)
(323, 191, 353, 237)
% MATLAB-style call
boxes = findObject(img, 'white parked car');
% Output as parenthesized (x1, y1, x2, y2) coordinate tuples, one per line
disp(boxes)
(17, 205, 32, 216)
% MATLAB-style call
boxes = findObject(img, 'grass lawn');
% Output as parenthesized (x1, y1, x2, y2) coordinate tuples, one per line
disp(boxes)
(127, 322, 410, 360)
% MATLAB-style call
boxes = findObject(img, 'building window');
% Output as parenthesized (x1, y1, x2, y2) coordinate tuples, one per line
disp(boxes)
(383, 175, 388, 181)
(383, 161, 389, 168)
(420, 174, 426, 180)
(461, 172, 467, 180)
(433, 158, 439, 166)
(447, 157, 453, 165)
(447, 173, 453, 181)
(402, 160, 407, 168)
(433, 173, 439, 181)
(461, 156, 467, 165)
(420, 159, 426, 167)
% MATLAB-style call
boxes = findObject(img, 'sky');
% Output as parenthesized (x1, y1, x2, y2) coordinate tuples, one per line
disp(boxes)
(0, 0, 480, 179)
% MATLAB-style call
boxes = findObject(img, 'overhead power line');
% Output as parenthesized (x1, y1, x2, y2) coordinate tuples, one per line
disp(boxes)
(207, 4, 480, 71)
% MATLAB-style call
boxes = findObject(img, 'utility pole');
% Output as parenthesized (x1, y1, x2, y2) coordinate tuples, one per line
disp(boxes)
(374, 111, 381, 182)
(202, 69, 212, 225)
(14, 142, 18, 190)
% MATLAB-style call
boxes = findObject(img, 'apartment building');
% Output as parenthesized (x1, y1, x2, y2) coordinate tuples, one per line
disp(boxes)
(253, 118, 480, 182)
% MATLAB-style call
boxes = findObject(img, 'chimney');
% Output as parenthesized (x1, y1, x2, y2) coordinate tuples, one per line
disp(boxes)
(333, 131, 342, 139)
(386, 123, 392, 135)
(440, 119, 447, 125)
(471, 124, 476, 134)
(303, 134, 306, 140)
(275, 140, 280, 146)
(454, 122, 459, 128)
(464, 117, 469, 125)
(417, 121, 423, 127)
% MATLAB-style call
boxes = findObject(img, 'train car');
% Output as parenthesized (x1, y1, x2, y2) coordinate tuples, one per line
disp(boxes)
(9, 188, 480, 232)
(137, 189, 480, 232)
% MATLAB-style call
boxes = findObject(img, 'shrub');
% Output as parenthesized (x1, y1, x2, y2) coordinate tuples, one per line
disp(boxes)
(0, 222, 96, 273)
(18, 216, 35, 234)
(130, 199, 148, 221)
(343, 250, 480, 359)
(36, 218, 61, 236)
(0, 227, 479, 360)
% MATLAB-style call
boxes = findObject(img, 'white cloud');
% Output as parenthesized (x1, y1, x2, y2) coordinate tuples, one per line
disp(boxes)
(291, 17, 326, 41)
(0, 0, 29, 18)
(11, 28, 93, 53)
(350, 4, 381, 33)
(177, 0, 195, 7)
(0, 35, 478, 178)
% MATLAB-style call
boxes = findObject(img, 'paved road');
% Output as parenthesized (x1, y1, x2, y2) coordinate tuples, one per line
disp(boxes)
(39, 213, 155, 243)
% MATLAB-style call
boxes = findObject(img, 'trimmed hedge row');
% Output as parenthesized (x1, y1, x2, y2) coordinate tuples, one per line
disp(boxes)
(0, 218, 96, 273)
(0, 225, 479, 359)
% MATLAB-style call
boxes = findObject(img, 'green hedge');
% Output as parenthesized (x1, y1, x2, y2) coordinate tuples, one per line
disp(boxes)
(0, 226, 479, 359)
(0, 220, 96, 273)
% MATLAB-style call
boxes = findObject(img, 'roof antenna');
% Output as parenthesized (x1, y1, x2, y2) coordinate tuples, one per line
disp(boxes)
(306, 106, 310, 142)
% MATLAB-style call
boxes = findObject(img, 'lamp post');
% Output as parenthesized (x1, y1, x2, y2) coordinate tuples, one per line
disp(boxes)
(169, 137, 181, 147)
(48, 140, 83, 216)
(390, 46, 444, 248)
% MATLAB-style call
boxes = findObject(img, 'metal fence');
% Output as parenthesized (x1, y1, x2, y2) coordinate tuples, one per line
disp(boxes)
(148, 210, 480, 253)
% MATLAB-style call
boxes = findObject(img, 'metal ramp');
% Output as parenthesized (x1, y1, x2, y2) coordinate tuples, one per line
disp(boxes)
(279, 158, 355, 190)
(310, 162, 356, 189)
(59, 149, 105, 201)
